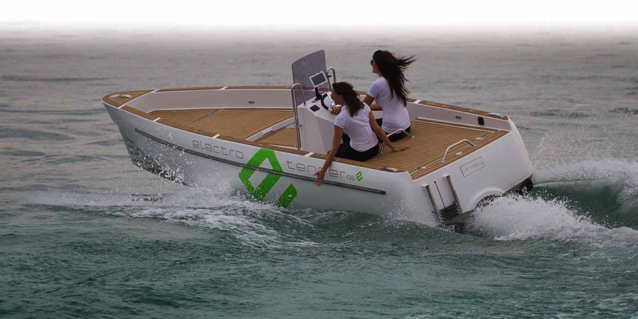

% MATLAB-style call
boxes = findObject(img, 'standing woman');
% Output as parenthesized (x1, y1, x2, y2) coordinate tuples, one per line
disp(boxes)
(364, 50, 415, 141)
(315, 82, 406, 185)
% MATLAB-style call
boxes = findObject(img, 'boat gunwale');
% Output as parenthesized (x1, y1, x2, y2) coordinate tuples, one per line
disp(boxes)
(103, 87, 509, 121)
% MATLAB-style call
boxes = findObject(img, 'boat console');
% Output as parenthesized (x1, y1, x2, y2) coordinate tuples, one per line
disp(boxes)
(291, 50, 341, 155)
(296, 88, 338, 155)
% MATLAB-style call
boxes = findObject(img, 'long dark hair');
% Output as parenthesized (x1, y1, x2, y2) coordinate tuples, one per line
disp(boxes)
(372, 50, 415, 106)
(332, 82, 364, 117)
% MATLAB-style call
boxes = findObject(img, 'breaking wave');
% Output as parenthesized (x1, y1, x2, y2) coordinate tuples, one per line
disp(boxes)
(26, 187, 318, 249)
(471, 195, 638, 247)
(533, 159, 638, 218)
(471, 159, 638, 246)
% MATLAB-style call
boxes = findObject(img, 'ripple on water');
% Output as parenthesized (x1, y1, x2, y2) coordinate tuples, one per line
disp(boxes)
(610, 107, 638, 115)
(530, 109, 592, 119)
(87, 139, 121, 146)
(0, 107, 105, 116)
(57, 118, 98, 123)
(0, 127, 74, 141)
(1, 75, 108, 83)
(34, 155, 104, 165)
(0, 148, 46, 157)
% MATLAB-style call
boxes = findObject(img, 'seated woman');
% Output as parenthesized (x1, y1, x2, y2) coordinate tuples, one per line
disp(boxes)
(315, 82, 407, 185)
(364, 50, 415, 141)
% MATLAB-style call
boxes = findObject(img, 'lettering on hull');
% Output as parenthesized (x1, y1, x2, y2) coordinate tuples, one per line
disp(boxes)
(192, 140, 244, 160)
(460, 157, 486, 177)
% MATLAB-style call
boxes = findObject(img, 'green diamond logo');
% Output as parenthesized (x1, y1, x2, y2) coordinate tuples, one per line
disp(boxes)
(355, 171, 363, 181)
(239, 148, 297, 208)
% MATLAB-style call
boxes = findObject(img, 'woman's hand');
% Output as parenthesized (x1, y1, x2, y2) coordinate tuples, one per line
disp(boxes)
(316, 126, 343, 186)
(390, 144, 409, 152)
(314, 168, 327, 185)
(330, 105, 342, 114)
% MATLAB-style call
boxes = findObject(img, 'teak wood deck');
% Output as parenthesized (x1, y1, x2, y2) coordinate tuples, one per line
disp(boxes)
(118, 106, 507, 179)
(148, 109, 293, 139)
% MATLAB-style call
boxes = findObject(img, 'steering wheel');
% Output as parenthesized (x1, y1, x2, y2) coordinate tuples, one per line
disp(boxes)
(314, 87, 330, 110)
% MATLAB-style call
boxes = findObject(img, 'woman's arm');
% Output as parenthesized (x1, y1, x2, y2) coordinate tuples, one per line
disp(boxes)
(364, 95, 382, 110)
(315, 126, 344, 185)
(369, 113, 408, 152)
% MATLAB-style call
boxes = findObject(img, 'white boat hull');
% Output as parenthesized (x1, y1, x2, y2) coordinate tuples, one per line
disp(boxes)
(105, 101, 533, 228)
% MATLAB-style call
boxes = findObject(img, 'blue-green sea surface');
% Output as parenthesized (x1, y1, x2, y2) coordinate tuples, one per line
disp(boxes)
(2, 24, 638, 318)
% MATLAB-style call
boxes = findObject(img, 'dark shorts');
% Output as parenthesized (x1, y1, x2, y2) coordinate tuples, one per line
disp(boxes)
(376, 118, 411, 142)
(337, 134, 380, 161)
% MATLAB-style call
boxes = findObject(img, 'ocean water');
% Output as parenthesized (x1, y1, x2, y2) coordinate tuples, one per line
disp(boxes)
(2, 24, 638, 318)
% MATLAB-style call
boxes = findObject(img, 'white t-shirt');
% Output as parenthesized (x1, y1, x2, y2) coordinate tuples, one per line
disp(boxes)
(334, 104, 379, 152)
(368, 77, 411, 133)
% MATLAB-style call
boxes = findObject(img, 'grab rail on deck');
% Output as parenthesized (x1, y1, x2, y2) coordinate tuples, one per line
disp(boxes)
(327, 67, 337, 88)
(441, 139, 476, 163)
(290, 83, 305, 150)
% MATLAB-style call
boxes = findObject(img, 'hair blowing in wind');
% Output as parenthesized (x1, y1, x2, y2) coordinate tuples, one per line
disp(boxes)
(372, 50, 415, 106)
(332, 82, 364, 117)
